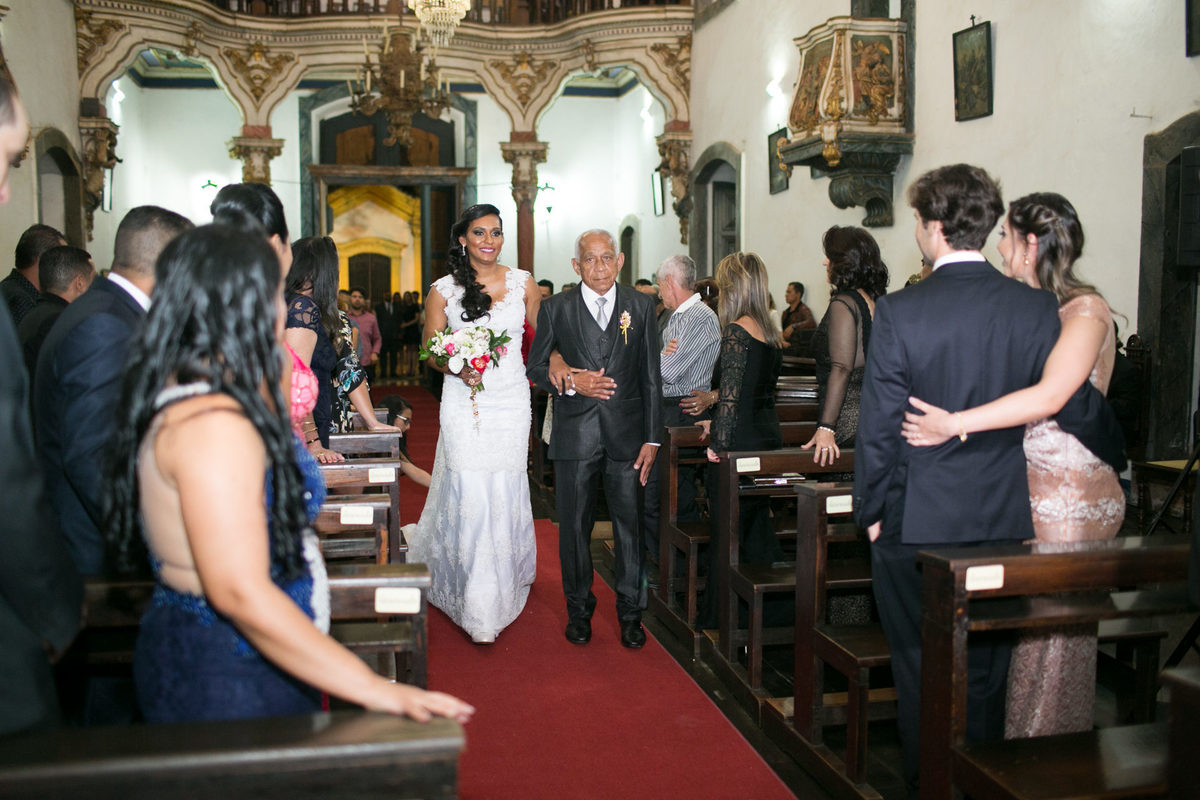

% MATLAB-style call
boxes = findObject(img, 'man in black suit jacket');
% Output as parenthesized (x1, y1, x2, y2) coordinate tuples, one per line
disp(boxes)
(0, 75, 82, 736)
(528, 229, 662, 649)
(34, 206, 192, 576)
(853, 164, 1121, 794)
(375, 292, 402, 379)
(18, 245, 95, 376)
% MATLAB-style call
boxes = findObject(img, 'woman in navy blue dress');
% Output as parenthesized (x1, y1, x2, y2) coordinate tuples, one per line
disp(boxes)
(103, 224, 473, 725)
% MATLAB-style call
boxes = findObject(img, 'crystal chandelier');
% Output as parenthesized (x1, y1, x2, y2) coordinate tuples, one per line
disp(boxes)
(406, 0, 471, 49)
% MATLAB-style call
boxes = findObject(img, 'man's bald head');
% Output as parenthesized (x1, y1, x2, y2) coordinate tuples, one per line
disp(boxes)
(111, 206, 193, 281)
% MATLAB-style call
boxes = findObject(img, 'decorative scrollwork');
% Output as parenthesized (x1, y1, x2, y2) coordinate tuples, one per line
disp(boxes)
(649, 33, 691, 96)
(75, 8, 125, 76)
(79, 116, 120, 239)
(222, 40, 294, 105)
(228, 135, 284, 184)
(489, 52, 557, 110)
(656, 130, 692, 244)
(580, 39, 597, 73)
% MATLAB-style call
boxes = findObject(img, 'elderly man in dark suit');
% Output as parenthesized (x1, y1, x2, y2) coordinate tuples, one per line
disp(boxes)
(0, 74, 82, 736)
(34, 205, 192, 577)
(528, 229, 662, 649)
(853, 163, 1123, 795)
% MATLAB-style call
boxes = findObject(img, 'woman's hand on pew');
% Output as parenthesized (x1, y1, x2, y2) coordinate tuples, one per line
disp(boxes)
(307, 441, 346, 464)
(368, 683, 475, 725)
(901, 396, 956, 447)
(802, 427, 840, 465)
(706, 447, 719, 463)
(695, 419, 711, 440)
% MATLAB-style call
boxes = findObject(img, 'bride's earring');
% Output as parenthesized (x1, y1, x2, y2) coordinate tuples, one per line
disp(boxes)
(460, 243, 467, 256)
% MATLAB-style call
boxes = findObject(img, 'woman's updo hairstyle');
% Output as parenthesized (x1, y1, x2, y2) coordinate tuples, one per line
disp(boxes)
(447, 204, 502, 322)
(210, 182, 289, 243)
(1006, 192, 1094, 304)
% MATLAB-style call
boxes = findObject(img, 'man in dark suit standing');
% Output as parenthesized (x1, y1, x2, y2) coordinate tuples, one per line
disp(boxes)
(0, 74, 82, 736)
(853, 164, 1119, 795)
(34, 205, 192, 577)
(528, 229, 662, 649)
(375, 291, 401, 379)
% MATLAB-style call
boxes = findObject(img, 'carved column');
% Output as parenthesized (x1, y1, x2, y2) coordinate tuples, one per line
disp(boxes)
(500, 136, 548, 273)
(228, 125, 284, 184)
(78, 114, 119, 240)
(656, 123, 692, 245)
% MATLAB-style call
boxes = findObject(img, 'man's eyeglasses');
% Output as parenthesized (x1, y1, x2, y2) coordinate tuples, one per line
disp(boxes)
(396, 415, 410, 424)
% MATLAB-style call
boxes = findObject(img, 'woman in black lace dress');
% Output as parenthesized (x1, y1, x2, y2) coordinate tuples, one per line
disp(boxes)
(696, 252, 785, 627)
(804, 226, 889, 471)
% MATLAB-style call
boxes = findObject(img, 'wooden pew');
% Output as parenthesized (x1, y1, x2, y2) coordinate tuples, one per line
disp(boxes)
(787, 481, 889, 792)
(652, 420, 818, 650)
(78, 562, 431, 689)
(0, 711, 463, 799)
(709, 447, 855, 711)
(348, 408, 390, 429)
(918, 536, 1195, 800)
(320, 458, 405, 564)
(327, 430, 402, 460)
(315, 496, 392, 564)
(1164, 666, 1200, 799)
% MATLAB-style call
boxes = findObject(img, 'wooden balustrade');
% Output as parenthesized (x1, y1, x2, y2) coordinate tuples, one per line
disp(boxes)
(207, 0, 689, 24)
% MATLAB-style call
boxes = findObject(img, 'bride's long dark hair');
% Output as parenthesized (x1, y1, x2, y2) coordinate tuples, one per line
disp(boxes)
(447, 204, 502, 323)
(103, 225, 309, 580)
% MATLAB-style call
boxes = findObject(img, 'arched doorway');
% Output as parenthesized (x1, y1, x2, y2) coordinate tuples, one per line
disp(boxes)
(1137, 111, 1200, 458)
(619, 223, 635, 285)
(33, 129, 84, 246)
(689, 142, 742, 278)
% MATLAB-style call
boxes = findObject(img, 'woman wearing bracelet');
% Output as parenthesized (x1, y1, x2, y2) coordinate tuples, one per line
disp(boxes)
(803, 226, 889, 472)
(901, 192, 1123, 738)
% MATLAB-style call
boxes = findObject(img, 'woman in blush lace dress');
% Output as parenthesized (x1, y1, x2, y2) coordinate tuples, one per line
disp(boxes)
(406, 204, 540, 644)
(902, 192, 1124, 738)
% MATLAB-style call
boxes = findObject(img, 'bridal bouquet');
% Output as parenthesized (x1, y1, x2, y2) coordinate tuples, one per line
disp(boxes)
(420, 325, 512, 395)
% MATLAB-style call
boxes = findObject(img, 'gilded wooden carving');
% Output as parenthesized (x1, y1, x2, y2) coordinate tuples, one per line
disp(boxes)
(649, 33, 691, 96)
(489, 52, 557, 110)
(75, 8, 125, 77)
(223, 40, 294, 104)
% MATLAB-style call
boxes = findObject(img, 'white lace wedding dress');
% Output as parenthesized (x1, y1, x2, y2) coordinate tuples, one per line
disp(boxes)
(406, 268, 536, 642)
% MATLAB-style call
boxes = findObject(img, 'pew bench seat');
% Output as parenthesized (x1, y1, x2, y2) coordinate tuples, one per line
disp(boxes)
(0, 711, 463, 800)
(954, 722, 1167, 800)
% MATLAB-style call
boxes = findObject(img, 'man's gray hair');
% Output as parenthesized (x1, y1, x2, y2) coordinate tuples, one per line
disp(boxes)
(574, 228, 617, 261)
(657, 254, 696, 291)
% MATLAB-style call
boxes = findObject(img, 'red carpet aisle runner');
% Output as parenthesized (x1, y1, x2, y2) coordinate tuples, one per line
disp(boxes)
(373, 387, 796, 800)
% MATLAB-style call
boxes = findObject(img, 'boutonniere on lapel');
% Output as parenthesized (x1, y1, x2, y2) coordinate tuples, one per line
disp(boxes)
(619, 310, 632, 344)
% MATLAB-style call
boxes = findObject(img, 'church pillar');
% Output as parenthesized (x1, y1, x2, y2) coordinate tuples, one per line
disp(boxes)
(656, 122, 693, 245)
(228, 125, 285, 184)
(78, 110, 119, 241)
(500, 135, 548, 273)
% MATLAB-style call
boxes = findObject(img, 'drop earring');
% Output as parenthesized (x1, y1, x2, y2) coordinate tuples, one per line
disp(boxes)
(461, 243, 467, 256)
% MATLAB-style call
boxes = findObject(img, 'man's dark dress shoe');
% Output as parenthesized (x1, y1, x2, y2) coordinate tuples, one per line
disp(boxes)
(564, 619, 591, 645)
(620, 621, 646, 649)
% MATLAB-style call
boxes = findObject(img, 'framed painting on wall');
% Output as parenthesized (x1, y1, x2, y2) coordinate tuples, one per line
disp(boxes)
(767, 128, 790, 195)
(1189, 0, 1200, 56)
(952, 20, 993, 122)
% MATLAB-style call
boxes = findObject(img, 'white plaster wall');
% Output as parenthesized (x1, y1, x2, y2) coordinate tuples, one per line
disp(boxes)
(692, 0, 1200, 330)
(0, 0, 80, 252)
(471, 83, 678, 291)
(91, 79, 244, 265)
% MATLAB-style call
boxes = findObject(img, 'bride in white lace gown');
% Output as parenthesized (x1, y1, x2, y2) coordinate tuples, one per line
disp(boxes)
(406, 204, 540, 643)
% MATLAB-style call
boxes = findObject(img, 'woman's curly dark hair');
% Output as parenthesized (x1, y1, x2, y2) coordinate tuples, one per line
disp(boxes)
(447, 204, 502, 322)
(103, 225, 309, 581)
(822, 225, 889, 300)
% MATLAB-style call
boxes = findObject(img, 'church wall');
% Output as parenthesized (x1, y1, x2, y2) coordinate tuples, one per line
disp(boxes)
(0, 0, 80, 257)
(90, 79, 244, 266)
(692, 0, 1200, 331)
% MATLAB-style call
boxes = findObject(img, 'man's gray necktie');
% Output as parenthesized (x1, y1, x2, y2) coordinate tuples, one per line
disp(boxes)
(595, 296, 608, 329)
